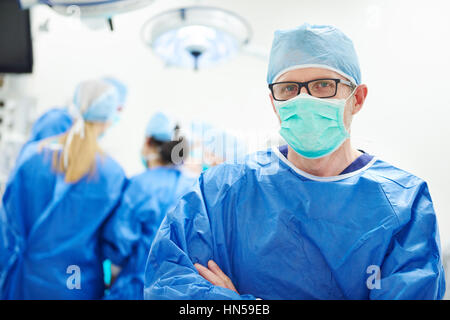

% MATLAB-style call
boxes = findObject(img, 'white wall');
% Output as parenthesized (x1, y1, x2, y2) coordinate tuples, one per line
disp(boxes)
(9, 0, 450, 249)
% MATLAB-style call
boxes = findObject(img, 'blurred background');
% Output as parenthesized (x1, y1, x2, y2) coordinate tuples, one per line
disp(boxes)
(0, 0, 449, 298)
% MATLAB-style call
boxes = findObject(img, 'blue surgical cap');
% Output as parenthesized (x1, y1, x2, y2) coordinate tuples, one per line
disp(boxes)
(267, 23, 361, 85)
(103, 77, 128, 107)
(73, 79, 121, 122)
(145, 112, 174, 142)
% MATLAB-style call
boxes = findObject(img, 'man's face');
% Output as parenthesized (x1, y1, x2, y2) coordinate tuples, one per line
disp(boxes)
(270, 67, 363, 131)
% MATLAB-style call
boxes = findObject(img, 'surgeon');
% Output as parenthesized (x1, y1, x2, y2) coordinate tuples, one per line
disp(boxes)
(0, 78, 128, 299)
(143, 24, 446, 300)
(28, 77, 128, 143)
(102, 112, 196, 300)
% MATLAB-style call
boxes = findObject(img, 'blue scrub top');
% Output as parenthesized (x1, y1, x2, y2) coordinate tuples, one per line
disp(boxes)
(0, 141, 127, 299)
(102, 166, 196, 300)
(144, 147, 445, 300)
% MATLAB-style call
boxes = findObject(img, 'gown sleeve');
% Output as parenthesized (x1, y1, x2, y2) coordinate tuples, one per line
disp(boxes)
(143, 173, 256, 300)
(370, 182, 446, 300)
(101, 181, 145, 267)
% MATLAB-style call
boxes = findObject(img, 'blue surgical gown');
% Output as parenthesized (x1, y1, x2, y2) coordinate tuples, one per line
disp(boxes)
(144, 147, 446, 300)
(29, 108, 73, 142)
(0, 141, 127, 300)
(102, 167, 196, 300)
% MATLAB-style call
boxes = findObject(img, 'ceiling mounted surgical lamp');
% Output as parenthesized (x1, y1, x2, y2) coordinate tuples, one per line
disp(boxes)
(141, 6, 252, 71)
(19, 0, 154, 31)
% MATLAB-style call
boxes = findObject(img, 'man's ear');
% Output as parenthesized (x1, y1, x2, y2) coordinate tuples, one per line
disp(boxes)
(270, 93, 281, 123)
(352, 84, 368, 115)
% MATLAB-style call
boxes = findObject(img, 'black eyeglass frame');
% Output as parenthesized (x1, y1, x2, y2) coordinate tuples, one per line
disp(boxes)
(268, 78, 356, 101)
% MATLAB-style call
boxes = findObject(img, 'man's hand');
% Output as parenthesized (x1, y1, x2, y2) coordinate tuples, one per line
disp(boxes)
(194, 260, 239, 294)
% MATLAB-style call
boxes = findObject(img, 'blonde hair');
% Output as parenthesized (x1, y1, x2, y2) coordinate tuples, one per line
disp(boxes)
(43, 122, 104, 183)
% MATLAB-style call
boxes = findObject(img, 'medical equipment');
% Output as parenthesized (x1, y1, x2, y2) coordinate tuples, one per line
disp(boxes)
(0, 95, 36, 197)
(0, 0, 33, 73)
(19, 0, 155, 31)
(141, 6, 252, 70)
(19, 0, 154, 17)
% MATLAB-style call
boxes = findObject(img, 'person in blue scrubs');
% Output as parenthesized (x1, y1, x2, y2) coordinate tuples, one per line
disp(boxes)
(19, 77, 128, 294)
(143, 24, 446, 300)
(29, 108, 73, 143)
(102, 112, 196, 300)
(0, 78, 128, 299)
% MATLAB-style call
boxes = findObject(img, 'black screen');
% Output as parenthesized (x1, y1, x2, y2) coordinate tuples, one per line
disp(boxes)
(0, 0, 33, 73)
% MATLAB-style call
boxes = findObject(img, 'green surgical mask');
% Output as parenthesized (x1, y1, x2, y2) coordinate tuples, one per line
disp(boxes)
(275, 91, 355, 159)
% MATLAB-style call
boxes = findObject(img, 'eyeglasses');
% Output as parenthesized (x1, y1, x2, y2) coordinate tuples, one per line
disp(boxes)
(269, 78, 355, 101)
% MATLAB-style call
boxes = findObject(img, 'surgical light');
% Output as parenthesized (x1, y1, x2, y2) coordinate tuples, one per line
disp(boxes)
(141, 7, 252, 70)
(19, 0, 154, 19)
(19, 0, 155, 31)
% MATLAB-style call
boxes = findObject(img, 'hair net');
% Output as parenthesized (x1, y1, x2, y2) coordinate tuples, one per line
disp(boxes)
(145, 112, 174, 141)
(63, 79, 121, 169)
(73, 79, 121, 122)
(266, 23, 361, 85)
(103, 77, 128, 107)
